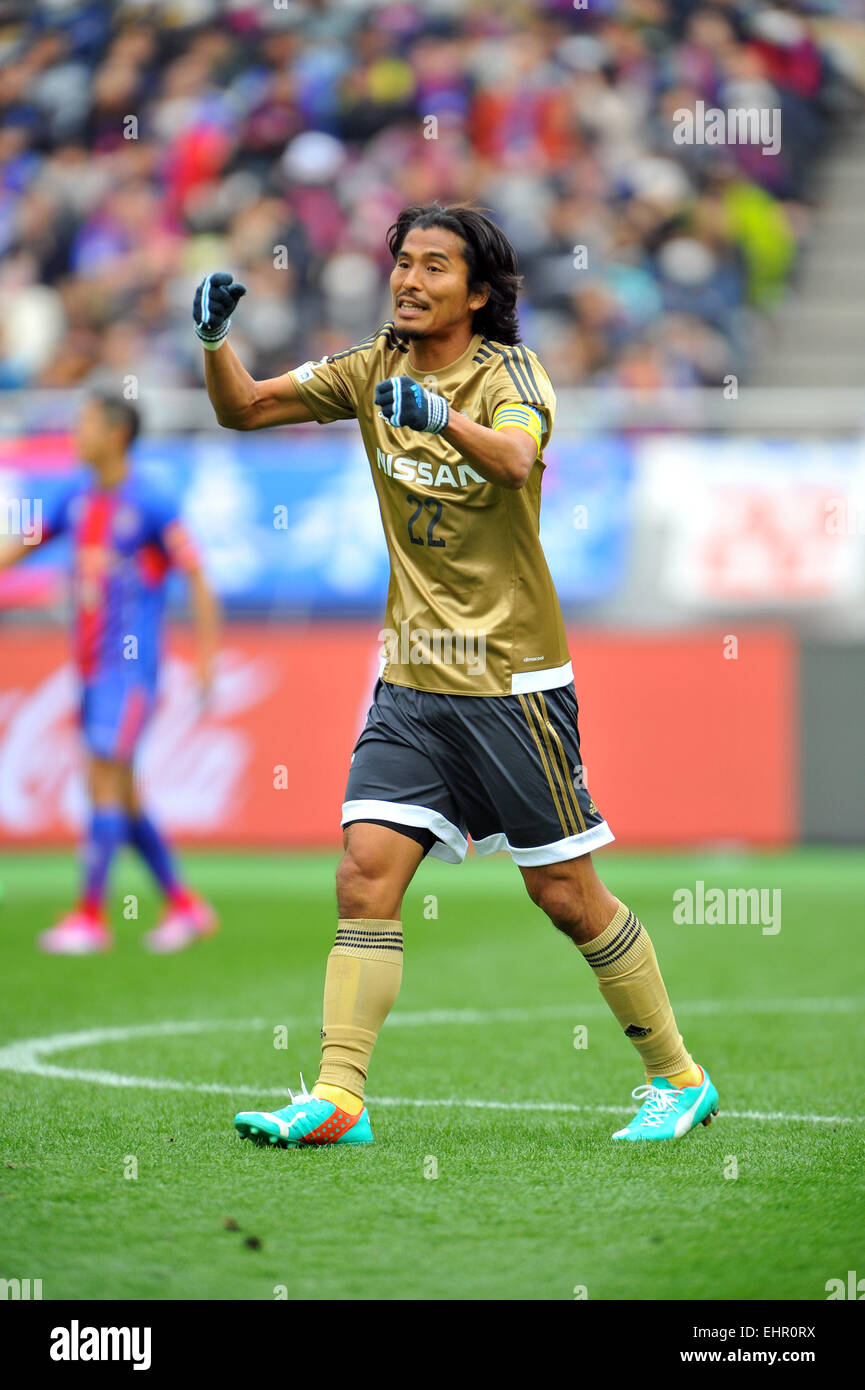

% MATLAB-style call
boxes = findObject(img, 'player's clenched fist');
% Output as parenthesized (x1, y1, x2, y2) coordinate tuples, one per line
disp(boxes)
(193, 271, 247, 350)
(374, 376, 450, 434)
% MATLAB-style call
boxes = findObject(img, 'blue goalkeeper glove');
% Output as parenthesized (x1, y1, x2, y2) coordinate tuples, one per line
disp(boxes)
(374, 376, 450, 434)
(193, 271, 247, 350)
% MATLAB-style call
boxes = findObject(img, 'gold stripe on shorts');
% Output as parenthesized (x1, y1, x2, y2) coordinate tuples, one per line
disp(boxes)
(518, 693, 573, 838)
(535, 691, 587, 833)
(526, 693, 580, 836)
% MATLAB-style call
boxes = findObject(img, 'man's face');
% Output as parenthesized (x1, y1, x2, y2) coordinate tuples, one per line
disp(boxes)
(390, 225, 488, 340)
(75, 400, 104, 464)
(75, 399, 129, 468)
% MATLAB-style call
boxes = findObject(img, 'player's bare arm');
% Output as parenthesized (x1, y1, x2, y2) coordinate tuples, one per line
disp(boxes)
(438, 408, 536, 489)
(159, 509, 222, 699)
(194, 271, 316, 430)
(187, 565, 221, 701)
(0, 538, 28, 569)
(0, 519, 52, 569)
(204, 337, 317, 431)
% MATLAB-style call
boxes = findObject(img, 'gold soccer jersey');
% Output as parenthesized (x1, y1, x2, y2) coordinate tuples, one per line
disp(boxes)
(291, 323, 571, 697)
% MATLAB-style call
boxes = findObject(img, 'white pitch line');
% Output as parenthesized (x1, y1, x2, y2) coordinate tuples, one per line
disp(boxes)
(383, 997, 865, 1025)
(0, 1011, 862, 1125)
(365, 1097, 863, 1126)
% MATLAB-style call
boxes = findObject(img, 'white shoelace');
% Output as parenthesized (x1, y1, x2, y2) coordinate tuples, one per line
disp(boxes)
(286, 1073, 314, 1105)
(629, 1084, 683, 1126)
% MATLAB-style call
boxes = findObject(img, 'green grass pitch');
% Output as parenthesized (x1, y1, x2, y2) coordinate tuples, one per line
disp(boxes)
(1, 847, 863, 1302)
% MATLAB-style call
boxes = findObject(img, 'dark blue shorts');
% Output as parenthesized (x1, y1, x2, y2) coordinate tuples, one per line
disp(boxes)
(80, 681, 155, 762)
(342, 679, 614, 867)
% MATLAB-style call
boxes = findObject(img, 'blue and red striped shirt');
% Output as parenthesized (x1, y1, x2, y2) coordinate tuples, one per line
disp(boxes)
(39, 471, 199, 686)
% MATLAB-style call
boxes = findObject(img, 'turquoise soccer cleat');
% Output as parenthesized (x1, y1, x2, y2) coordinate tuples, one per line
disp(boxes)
(612, 1066, 718, 1142)
(234, 1079, 373, 1148)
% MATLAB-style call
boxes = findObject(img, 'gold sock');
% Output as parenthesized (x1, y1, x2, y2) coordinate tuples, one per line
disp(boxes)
(313, 1082, 364, 1115)
(316, 918, 403, 1100)
(578, 902, 694, 1080)
(666, 1064, 703, 1089)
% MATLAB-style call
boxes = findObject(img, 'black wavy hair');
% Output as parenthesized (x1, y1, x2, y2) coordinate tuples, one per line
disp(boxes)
(90, 391, 141, 446)
(386, 203, 522, 345)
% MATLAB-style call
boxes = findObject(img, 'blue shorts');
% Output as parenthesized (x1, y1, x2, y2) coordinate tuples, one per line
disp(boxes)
(80, 681, 155, 762)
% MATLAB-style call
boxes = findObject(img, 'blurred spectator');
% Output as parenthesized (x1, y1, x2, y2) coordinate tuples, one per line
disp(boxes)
(0, 0, 860, 394)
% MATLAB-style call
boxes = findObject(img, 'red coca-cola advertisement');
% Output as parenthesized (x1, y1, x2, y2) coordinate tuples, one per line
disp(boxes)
(0, 624, 796, 848)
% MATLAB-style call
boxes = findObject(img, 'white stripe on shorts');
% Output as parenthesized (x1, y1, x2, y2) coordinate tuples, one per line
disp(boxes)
(342, 801, 615, 867)
(472, 819, 615, 867)
(510, 660, 574, 695)
(341, 798, 468, 865)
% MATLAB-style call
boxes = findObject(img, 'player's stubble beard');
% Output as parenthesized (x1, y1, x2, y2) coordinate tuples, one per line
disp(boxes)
(391, 324, 429, 343)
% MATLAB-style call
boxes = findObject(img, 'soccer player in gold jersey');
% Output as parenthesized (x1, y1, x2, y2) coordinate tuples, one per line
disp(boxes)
(197, 203, 718, 1145)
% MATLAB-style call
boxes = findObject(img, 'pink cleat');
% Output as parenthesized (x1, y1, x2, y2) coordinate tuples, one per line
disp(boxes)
(38, 910, 113, 955)
(142, 897, 218, 954)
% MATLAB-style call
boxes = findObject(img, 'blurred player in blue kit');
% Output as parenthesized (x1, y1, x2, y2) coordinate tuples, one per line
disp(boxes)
(0, 393, 220, 954)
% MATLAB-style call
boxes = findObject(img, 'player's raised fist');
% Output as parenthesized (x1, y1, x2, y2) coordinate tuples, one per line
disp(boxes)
(374, 376, 450, 434)
(193, 271, 247, 350)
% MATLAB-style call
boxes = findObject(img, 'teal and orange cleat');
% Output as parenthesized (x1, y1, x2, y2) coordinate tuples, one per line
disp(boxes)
(612, 1066, 718, 1142)
(234, 1079, 373, 1148)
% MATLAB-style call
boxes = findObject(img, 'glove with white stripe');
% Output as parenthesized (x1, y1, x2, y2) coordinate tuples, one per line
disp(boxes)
(374, 376, 450, 434)
(193, 271, 247, 350)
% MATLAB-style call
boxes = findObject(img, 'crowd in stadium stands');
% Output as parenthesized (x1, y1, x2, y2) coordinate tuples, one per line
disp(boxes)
(0, 0, 861, 396)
